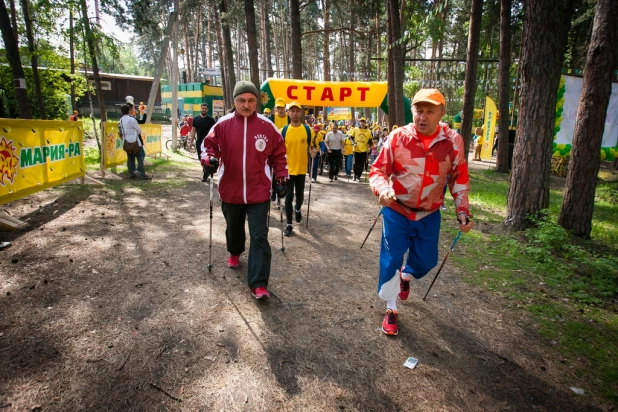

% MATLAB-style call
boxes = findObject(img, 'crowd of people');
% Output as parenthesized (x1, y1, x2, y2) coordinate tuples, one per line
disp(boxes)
(196, 82, 473, 336)
(110, 85, 474, 336)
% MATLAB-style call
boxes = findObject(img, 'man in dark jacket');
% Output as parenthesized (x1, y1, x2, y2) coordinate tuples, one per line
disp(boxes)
(201, 81, 288, 300)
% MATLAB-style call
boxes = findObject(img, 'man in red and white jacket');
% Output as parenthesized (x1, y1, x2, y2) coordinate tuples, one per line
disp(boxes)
(369, 88, 474, 335)
(201, 81, 288, 300)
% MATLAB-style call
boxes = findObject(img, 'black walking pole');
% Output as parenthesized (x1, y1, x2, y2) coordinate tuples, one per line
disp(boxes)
(279, 194, 285, 253)
(306, 155, 316, 228)
(423, 231, 462, 300)
(360, 207, 383, 249)
(207, 176, 214, 272)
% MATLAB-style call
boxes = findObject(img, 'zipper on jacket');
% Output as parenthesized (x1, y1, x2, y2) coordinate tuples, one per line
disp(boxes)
(243, 116, 247, 204)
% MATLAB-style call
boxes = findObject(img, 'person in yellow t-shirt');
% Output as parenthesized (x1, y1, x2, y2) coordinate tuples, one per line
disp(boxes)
(270, 97, 290, 130)
(280, 101, 314, 237)
(351, 117, 373, 181)
(342, 132, 355, 178)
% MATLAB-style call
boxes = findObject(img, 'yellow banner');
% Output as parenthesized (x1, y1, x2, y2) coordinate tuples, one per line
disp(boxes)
(0, 119, 85, 205)
(103, 122, 162, 168)
(268, 79, 388, 108)
(481, 97, 497, 160)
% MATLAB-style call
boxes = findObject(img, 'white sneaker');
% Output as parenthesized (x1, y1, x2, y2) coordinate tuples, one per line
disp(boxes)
(311, 178, 316, 183)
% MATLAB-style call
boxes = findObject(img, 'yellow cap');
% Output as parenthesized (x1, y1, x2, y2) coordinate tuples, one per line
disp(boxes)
(288, 101, 301, 110)
(359, 117, 367, 122)
(392, 125, 398, 130)
(275, 98, 286, 108)
(264, 108, 271, 113)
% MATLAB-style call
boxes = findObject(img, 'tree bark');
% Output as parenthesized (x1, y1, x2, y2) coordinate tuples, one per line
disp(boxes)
(495, 0, 511, 173)
(386, 0, 404, 127)
(21, 0, 45, 119)
(0, 0, 31, 118)
(145, 12, 174, 123)
(322, 0, 330, 81)
(244, 0, 260, 110)
(261, 0, 274, 78)
(349, 0, 355, 120)
(289, 0, 302, 79)
(219, 0, 236, 103)
(460, 0, 483, 159)
(214, 4, 229, 108)
(69, 5, 76, 111)
(558, 0, 618, 238)
(80, 0, 106, 122)
(505, 0, 574, 229)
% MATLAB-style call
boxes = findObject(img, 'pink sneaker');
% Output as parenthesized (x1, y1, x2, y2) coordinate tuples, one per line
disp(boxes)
(251, 287, 270, 300)
(227, 255, 240, 268)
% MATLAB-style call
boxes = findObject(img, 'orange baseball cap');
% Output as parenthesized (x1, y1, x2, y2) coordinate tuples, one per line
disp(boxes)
(412, 89, 446, 107)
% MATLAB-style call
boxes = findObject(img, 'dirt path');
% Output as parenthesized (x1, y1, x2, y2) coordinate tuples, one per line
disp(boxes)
(0, 156, 601, 411)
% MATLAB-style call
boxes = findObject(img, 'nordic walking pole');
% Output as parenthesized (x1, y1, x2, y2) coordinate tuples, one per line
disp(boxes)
(278, 193, 285, 253)
(360, 207, 383, 249)
(423, 231, 462, 300)
(207, 175, 214, 272)
(306, 154, 316, 228)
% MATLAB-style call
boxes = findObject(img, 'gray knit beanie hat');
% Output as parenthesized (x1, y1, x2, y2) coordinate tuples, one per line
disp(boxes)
(233, 81, 259, 99)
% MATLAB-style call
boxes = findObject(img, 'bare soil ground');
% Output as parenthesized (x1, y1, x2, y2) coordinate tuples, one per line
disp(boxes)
(0, 147, 606, 411)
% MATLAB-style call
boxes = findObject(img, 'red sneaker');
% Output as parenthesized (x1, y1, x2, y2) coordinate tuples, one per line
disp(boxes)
(382, 309, 398, 335)
(227, 255, 240, 268)
(399, 271, 411, 300)
(251, 286, 270, 300)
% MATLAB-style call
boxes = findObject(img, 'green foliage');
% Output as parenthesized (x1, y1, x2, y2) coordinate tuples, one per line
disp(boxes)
(453, 168, 618, 403)
(0, 65, 87, 119)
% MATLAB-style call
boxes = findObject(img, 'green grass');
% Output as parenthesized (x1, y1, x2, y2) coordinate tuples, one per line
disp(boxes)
(448, 168, 618, 405)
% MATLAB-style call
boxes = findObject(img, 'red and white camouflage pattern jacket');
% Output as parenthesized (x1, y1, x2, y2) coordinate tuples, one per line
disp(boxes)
(369, 123, 470, 221)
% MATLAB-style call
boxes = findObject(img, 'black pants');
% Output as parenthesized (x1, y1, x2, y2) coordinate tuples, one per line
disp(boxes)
(328, 150, 342, 179)
(285, 175, 306, 224)
(196, 137, 209, 179)
(354, 152, 368, 179)
(221, 200, 271, 289)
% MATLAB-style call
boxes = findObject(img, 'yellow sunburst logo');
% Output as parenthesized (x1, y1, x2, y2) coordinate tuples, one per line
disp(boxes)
(0, 136, 19, 185)
(106, 131, 117, 158)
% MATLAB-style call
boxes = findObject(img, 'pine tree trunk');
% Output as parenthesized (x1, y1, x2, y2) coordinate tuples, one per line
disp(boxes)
(386, 0, 404, 127)
(21, 0, 45, 119)
(505, 0, 574, 229)
(145, 12, 174, 123)
(214, 4, 230, 108)
(70, 6, 76, 111)
(289, 0, 302, 79)
(496, 0, 512, 173)
(460, 0, 483, 158)
(0, 0, 31, 118)
(219, 0, 236, 102)
(80, 0, 106, 122)
(349, 0, 355, 120)
(244, 0, 260, 99)
(558, 0, 618, 238)
(322, 0, 330, 81)
(260, 0, 274, 79)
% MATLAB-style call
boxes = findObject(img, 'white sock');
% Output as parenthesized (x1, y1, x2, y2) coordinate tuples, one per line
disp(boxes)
(386, 297, 397, 312)
(401, 271, 412, 281)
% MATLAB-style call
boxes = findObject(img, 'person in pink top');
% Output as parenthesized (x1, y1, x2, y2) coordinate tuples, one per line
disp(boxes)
(202, 81, 288, 300)
(369, 89, 474, 335)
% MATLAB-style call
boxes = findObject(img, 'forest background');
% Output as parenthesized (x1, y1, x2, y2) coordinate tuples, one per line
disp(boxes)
(1, 0, 618, 405)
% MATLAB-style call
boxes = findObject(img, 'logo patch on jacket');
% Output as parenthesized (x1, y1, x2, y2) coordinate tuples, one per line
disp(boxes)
(254, 134, 268, 152)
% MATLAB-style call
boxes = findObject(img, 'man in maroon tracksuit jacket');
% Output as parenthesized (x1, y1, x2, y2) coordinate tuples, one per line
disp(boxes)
(201, 81, 288, 300)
